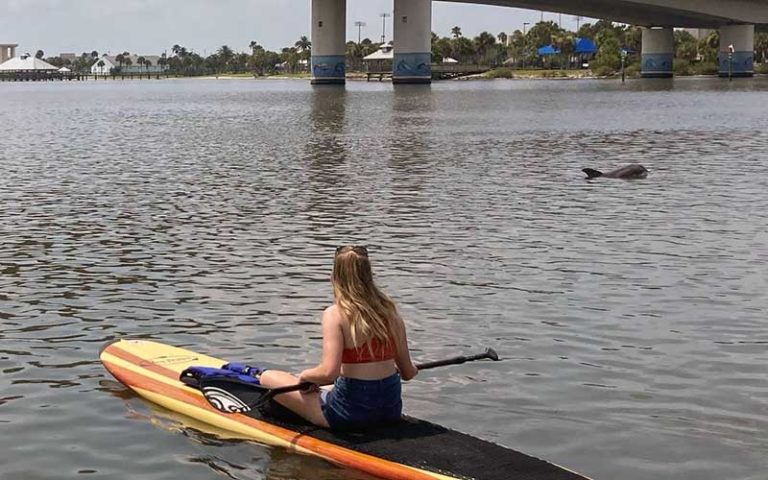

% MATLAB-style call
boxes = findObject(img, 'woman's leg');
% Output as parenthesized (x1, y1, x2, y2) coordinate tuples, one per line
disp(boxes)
(258, 370, 330, 428)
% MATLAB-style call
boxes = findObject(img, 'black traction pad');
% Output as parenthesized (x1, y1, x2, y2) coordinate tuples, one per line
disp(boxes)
(200, 379, 589, 480)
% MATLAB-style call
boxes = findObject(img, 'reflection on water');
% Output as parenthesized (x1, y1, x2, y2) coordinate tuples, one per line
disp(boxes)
(0, 77, 767, 480)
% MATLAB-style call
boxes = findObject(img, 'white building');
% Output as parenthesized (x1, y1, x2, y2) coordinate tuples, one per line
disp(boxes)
(0, 54, 58, 72)
(91, 55, 167, 75)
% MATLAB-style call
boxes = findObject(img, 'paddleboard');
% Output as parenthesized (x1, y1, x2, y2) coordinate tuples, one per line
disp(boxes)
(100, 338, 592, 480)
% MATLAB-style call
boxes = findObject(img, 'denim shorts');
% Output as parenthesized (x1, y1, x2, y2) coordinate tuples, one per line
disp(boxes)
(320, 373, 402, 430)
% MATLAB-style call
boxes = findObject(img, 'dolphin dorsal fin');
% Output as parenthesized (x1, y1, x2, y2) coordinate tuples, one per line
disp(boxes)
(582, 168, 603, 178)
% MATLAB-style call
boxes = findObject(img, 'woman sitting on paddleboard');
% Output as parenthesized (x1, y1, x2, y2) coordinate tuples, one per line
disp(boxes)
(259, 245, 419, 430)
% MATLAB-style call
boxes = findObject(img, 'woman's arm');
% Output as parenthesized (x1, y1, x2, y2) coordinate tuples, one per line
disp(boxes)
(298, 307, 344, 385)
(392, 314, 418, 381)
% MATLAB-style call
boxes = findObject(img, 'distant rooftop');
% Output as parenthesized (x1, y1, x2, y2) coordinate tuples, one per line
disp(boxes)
(0, 55, 58, 71)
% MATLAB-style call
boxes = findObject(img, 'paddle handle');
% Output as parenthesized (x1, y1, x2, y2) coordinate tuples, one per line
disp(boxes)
(416, 348, 499, 371)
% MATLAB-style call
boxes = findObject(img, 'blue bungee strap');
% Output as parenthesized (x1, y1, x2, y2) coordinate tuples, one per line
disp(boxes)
(222, 363, 265, 377)
(180, 363, 265, 389)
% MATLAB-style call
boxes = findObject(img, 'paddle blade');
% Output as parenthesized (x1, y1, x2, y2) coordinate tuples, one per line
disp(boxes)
(202, 385, 252, 414)
(485, 348, 499, 361)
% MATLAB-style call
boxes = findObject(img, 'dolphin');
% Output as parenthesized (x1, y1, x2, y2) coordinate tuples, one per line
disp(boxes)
(582, 164, 648, 179)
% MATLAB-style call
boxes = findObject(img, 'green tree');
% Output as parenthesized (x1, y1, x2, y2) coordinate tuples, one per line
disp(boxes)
(506, 29, 528, 66)
(698, 31, 719, 64)
(295, 35, 311, 62)
(451, 26, 462, 39)
(552, 31, 575, 68)
(623, 26, 642, 56)
(577, 23, 595, 40)
(280, 47, 301, 73)
(474, 31, 496, 64)
(674, 30, 698, 62)
(157, 53, 167, 73)
(35, 50, 44, 59)
(593, 29, 621, 71)
(755, 32, 768, 64)
(451, 36, 475, 63)
(217, 45, 234, 72)
(123, 52, 133, 71)
(527, 21, 560, 50)
(432, 36, 452, 63)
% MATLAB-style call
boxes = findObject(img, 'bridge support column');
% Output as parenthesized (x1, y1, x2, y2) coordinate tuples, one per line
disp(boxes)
(392, 0, 432, 84)
(641, 27, 674, 78)
(311, 0, 346, 85)
(719, 24, 754, 78)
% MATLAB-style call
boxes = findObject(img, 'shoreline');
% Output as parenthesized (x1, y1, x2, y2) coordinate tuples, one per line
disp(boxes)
(181, 70, 768, 82)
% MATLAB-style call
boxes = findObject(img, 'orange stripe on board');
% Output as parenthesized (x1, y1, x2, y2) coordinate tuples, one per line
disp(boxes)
(102, 343, 445, 480)
(104, 342, 189, 381)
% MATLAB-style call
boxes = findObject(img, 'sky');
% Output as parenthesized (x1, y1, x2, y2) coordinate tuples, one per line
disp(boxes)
(0, 0, 595, 57)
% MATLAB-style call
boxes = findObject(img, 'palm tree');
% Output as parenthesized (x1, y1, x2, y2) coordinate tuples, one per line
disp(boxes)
(295, 35, 311, 60)
(451, 26, 462, 39)
(475, 32, 496, 64)
(91, 50, 99, 59)
(137, 56, 146, 74)
(115, 53, 125, 72)
(35, 50, 44, 59)
(158, 53, 168, 73)
(217, 45, 234, 72)
(96, 60, 105, 75)
(497, 32, 508, 46)
(123, 53, 133, 72)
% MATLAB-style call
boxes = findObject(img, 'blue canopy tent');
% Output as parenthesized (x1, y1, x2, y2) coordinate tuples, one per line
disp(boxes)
(574, 38, 598, 55)
(537, 44, 561, 56)
(574, 37, 598, 68)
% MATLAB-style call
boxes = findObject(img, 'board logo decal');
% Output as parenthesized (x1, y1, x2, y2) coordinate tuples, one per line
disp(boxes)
(140, 355, 199, 367)
(202, 387, 252, 413)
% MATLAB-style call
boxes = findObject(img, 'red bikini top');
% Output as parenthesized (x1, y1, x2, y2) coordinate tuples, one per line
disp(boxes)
(342, 337, 396, 364)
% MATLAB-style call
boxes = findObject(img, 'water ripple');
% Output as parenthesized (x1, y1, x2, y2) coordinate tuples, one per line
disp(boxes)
(1, 78, 767, 480)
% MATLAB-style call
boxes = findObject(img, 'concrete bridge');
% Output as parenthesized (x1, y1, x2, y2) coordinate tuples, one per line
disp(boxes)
(310, 0, 768, 84)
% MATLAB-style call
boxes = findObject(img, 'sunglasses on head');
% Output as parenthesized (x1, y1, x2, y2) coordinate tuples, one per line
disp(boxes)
(335, 245, 369, 257)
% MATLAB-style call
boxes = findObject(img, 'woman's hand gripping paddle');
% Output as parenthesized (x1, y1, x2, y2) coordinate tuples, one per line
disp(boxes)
(201, 348, 500, 414)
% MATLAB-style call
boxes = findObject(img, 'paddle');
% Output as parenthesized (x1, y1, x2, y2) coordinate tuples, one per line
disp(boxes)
(201, 347, 499, 414)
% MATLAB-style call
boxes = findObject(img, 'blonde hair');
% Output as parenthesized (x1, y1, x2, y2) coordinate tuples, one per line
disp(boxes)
(332, 247, 398, 351)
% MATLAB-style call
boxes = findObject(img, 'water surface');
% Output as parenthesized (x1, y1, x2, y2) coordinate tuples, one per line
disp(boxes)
(1, 77, 767, 480)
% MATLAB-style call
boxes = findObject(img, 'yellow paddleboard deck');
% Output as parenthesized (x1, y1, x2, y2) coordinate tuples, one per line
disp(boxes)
(100, 339, 591, 480)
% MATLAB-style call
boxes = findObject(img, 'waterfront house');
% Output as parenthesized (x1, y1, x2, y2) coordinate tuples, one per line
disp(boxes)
(91, 55, 167, 75)
(363, 44, 394, 73)
(0, 54, 58, 72)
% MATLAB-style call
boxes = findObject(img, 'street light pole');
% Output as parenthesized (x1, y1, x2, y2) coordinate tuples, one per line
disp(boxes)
(620, 48, 627, 83)
(380, 13, 391, 44)
(354, 21, 366, 44)
(523, 22, 530, 68)
(728, 43, 734, 81)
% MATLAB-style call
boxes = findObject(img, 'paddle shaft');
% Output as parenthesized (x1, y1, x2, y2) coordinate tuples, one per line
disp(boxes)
(258, 348, 499, 405)
(415, 349, 497, 371)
